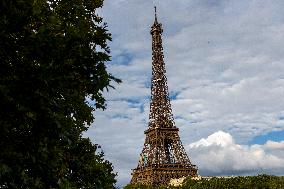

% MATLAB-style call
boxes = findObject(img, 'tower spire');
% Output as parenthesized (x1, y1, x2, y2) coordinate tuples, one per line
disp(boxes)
(149, 5, 172, 129)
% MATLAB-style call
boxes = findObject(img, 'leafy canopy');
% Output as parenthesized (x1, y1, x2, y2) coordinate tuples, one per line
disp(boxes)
(0, 0, 120, 188)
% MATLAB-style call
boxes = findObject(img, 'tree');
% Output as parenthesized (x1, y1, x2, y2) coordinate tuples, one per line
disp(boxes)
(0, 0, 120, 188)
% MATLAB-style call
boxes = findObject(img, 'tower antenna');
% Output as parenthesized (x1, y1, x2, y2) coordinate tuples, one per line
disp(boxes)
(154, 6, 158, 23)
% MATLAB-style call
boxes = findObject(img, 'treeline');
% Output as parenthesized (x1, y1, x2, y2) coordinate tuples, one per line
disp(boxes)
(124, 175, 284, 189)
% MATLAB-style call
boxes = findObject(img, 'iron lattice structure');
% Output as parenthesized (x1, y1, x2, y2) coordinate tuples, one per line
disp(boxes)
(130, 8, 198, 186)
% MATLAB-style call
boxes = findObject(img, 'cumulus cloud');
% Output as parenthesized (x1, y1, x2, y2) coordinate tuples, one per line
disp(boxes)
(187, 131, 284, 176)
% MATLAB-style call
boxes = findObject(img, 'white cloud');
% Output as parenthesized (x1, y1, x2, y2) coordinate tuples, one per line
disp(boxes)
(187, 131, 284, 176)
(188, 131, 234, 147)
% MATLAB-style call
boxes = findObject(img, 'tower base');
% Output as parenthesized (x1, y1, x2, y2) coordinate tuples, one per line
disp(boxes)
(130, 164, 198, 186)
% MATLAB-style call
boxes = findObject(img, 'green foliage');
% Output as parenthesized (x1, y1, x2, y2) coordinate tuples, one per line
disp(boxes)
(124, 175, 284, 189)
(181, 175, 284, 189)
(124, 184, 169, 189)
(0, 0, 120, 188)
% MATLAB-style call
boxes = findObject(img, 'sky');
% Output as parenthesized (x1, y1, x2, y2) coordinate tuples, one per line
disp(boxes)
(84, 0, 284, 187)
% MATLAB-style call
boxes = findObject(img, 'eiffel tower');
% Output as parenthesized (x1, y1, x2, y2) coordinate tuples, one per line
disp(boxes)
(130, 7, 198, 186)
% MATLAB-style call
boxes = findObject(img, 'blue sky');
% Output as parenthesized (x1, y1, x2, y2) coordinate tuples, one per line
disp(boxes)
(85, 0, 284, 187)
(250, 130, 284, 144)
